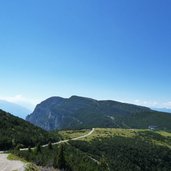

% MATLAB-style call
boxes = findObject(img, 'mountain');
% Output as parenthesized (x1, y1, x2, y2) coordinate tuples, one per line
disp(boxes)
(0, 109, 58, 150)
(26, 96, 171, 131)
(0, 100, 31, 119)
(152, 107, 171, 113)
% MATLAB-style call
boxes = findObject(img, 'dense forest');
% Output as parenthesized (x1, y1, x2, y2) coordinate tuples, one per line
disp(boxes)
(13, 128, 171, 171)
(0, 109, 59, 150)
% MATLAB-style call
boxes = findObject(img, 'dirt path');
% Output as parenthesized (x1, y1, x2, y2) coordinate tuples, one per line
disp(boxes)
(51, 127, 95, 146)
(21, 128, 95, 150)
(0, 153, 25, 171)
(0, 128, 95, 171)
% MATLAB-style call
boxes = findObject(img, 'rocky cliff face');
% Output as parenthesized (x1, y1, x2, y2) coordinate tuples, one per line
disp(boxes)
(26, 95, 156, 131)
(26, 97, 66, 130)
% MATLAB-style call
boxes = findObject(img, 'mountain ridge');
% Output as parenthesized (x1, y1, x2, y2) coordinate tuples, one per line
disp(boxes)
(26, 95, 171, 131)
(0, 100, 31, 119)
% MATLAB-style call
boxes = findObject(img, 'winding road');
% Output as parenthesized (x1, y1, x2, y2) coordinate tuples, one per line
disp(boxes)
(21, 128, 95, 150)
(49, 127, 95, 146)
(0, 128, 95, 171)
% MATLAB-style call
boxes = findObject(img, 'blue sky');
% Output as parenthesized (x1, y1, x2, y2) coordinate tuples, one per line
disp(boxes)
(0, 0, 171, 110)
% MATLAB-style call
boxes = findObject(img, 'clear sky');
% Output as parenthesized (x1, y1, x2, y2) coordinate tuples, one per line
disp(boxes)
(0, 0, 171, 110)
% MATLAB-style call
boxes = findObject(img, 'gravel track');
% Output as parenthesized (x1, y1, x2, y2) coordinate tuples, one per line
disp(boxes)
(0, 154, 25, 171)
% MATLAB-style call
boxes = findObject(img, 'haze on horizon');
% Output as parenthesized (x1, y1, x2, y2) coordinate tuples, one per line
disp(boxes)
(0, 0, 171, 111)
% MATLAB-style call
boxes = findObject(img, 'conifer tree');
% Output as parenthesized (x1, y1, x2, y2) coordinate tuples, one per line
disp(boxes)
(53, 144, 66, 170)
(99, 156, 109, 171)
(35, 143, 41, 153)
(48, 141, 53, 150)
(28, 146, 32, 153)
(57, 144, 66, 170)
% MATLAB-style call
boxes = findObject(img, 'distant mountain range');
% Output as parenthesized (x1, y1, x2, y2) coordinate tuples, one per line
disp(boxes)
(26, 96, 171, 131)
(0, 100, 31, 119)
(152, 108, 171, 113)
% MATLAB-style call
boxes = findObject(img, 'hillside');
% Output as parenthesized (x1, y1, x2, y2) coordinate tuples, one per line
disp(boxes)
(26, 96, 171, 131)
(14, 128, 171, 171)
(0, 109, 58, 150)
(0, 100, 31, 119)
(153, 108, 171, 113)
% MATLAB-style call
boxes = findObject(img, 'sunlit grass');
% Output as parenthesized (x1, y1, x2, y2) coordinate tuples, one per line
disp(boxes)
(59, 128, 171, 148)
(7, 153, 27, 163)
(58, 129, 90, 140)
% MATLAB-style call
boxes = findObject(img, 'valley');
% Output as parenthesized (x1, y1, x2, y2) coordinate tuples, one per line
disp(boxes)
(0, 100, 31, 119)
(1, 96, 171, 171)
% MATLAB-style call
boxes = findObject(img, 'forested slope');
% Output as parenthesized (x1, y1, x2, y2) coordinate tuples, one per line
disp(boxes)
(0, 109, 58, 150)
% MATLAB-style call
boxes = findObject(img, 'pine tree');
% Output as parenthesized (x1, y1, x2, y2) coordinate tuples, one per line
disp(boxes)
(53, 150, 58, 169)
(28, 146, 32, 153)
(15, 144, 21, 151)
(12, 138, 16, 148)
(57, 144, 66, 170)
(53, 144, 66, 170)
(35, 143, 41, 153)
(48, 141, 53, 150)
(99, 156, 109, 171)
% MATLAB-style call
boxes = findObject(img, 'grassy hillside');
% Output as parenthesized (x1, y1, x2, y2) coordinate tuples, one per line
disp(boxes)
(0, 109, 58, 150)
(58, 129, 90, 140)
(14, 128, 171, 171)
